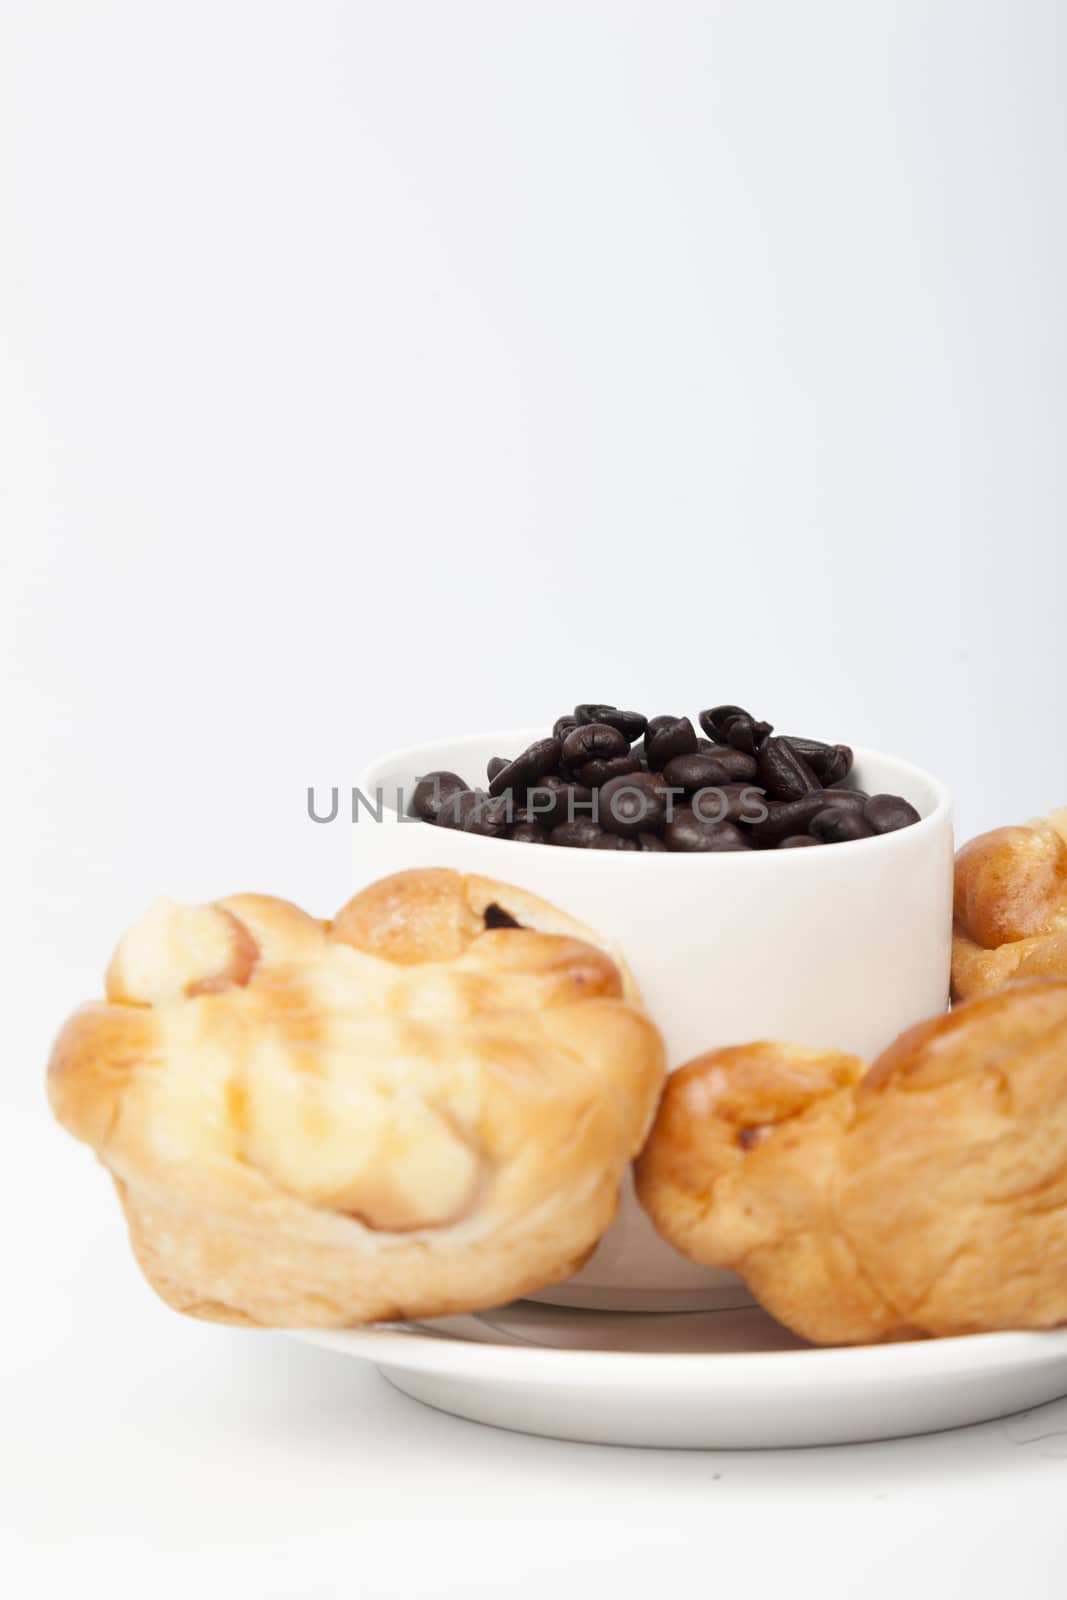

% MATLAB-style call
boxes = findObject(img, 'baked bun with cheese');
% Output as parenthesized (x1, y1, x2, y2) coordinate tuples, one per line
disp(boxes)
(952, 808, 1067, 1001)
(636, 980, 1067, 1344)
(48, 869, 664, 1327)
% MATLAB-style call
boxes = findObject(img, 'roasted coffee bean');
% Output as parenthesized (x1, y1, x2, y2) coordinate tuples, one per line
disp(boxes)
(561, 722, 629, 766)
(755, 785, 866, 839)
(599, 773, 668, 837)
(509, 802, 545, 827)
(644, 715, 698, 770)
(826, 746, 854, 784)
(524, 775, 594, 828)
(662, 751, 732, 792)
(574, 704, 648, 742)
(575, 752, 643, 788)
(508, 821, 548, 844)
(433, 788, 470, 828)
(700, 704, 773, 752)
(590, 832, 640, 851)
(726, 713, 774, 757)
(809, 807, 876, 844)
(463, 793, 512, 836)
(699, 705, 750, 741)
(690, 783, 769, 825)
(612, 709, 648, 741)
(664, 809, 752, 852)
(520, 778, 563, 825)
(748, 792, 836, 846)
(411, 770, 469, 822)
(777, 736, 832, 775)
(864, 794, 921, 834)
(416, 702, 917, 851)
(821, 787, 868, 808)
(488, 736, 562, 797)
(702, 745, 760, 783)
(662, 750, 761, 791)
(549, 817, 605, 849)
(757, 736, 822, 802)
(783, 737, 854, 786)
(435, 788, 511, 836)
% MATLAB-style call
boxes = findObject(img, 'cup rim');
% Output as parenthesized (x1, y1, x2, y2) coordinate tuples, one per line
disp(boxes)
(358, 728, 953, 868)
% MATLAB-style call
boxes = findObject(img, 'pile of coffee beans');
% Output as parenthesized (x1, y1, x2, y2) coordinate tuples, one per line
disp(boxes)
(410, 703, 921, 852)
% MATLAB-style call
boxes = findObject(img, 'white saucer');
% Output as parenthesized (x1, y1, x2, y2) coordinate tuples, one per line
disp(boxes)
(295, 1300, 1067, 1449)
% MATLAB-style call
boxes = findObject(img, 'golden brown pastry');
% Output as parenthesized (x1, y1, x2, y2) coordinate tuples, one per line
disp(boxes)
(635, 980, 1067, 1344)
(48, 869, 665, 1327)
(952, 808, 1067, 1000)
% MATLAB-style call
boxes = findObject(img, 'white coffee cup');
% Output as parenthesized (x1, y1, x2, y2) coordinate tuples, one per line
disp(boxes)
(352, 732, 954, 1311)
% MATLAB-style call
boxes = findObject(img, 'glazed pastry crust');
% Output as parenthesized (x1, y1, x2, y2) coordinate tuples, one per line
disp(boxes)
(952, 809, 1067, 1001)
(49, 870, 664, 1327)
(635, 980, 1067, 1344)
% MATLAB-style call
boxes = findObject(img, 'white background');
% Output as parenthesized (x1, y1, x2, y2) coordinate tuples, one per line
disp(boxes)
(3, 2, 1066, 1595)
